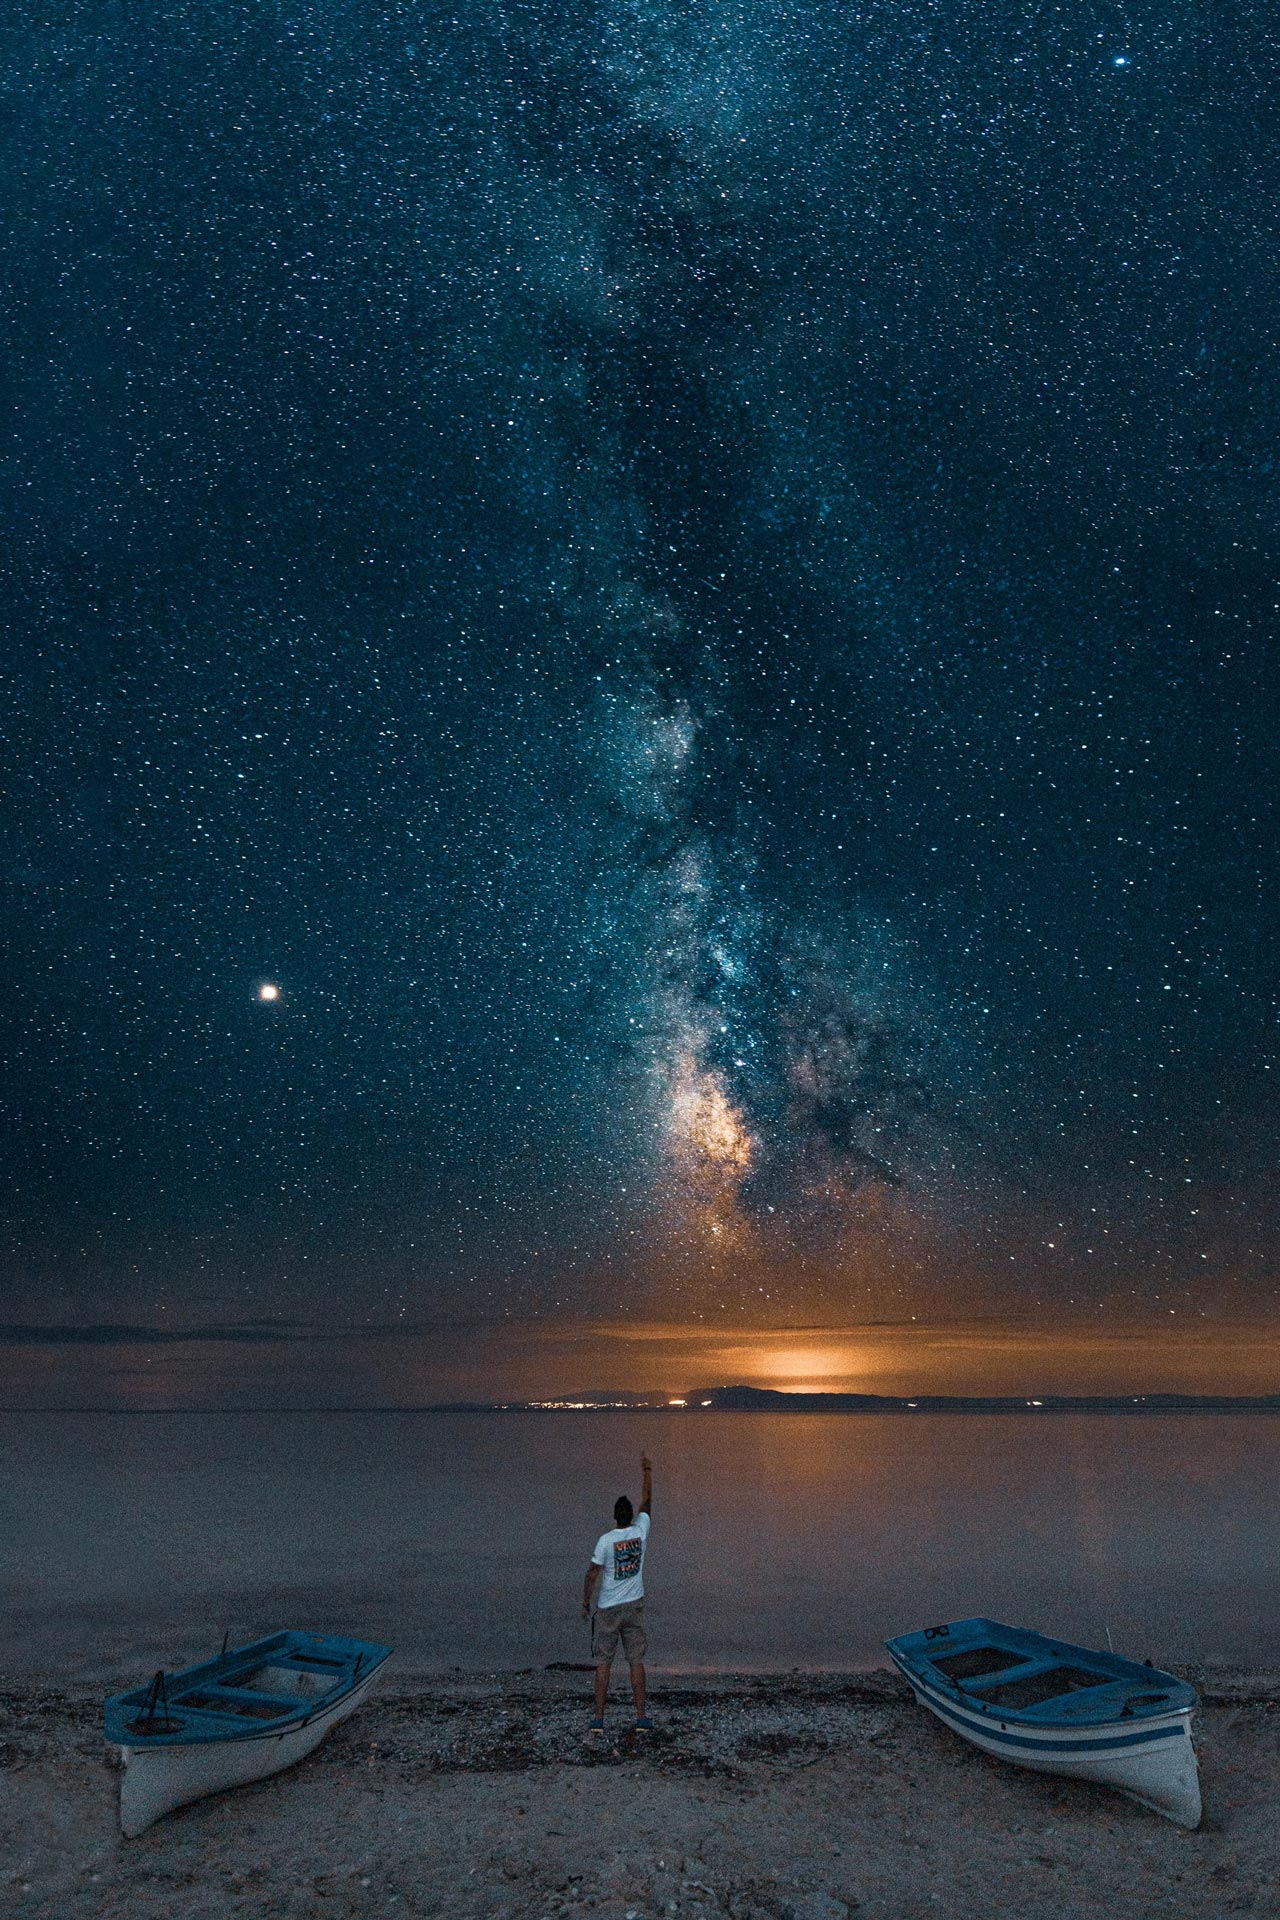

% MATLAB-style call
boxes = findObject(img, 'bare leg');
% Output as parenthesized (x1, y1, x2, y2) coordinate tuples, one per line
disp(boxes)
(594, 1661, 611, 1718)
(629, 1661, 647, 1720)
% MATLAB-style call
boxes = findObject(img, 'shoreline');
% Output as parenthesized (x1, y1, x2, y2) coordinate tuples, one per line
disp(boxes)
(5, 1665, 1280, 1918)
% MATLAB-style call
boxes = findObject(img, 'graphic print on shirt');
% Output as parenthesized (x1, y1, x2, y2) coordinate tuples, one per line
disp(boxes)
(613, 1535, 643, 1582)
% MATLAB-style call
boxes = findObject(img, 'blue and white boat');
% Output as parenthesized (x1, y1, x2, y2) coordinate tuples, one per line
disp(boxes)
(105, 1630, 392, 1836)
(887, 1618, 1200, 1827)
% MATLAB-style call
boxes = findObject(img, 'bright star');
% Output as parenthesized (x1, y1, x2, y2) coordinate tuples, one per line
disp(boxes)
(1112, 53, 1130, 66)
(257, 982, 280, 1003)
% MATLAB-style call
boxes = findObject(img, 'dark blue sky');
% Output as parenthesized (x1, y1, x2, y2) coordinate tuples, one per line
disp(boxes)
(3, 0, 1276, 1331)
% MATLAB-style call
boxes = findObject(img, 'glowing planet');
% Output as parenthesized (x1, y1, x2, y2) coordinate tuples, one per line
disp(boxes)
(257, 982, 281, 1003)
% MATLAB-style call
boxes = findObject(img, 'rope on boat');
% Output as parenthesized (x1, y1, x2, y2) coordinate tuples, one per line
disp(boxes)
(130, 1669, 177, 1736)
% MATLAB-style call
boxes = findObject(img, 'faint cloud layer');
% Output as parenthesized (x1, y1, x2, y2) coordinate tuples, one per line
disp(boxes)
(5, 1316, 1280, 1409)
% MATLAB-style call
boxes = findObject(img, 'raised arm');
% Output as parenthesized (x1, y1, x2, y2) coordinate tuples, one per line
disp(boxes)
(639, 1452, 653, 1516)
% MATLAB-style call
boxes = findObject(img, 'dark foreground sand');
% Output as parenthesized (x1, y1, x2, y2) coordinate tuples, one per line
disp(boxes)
(3, 1667, 1279, 1918)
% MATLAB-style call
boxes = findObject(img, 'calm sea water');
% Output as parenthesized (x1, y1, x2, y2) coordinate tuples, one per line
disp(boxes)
(3, 1411, 1279, 1685)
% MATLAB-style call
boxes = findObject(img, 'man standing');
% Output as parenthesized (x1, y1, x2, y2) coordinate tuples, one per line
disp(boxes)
(582, 1452, 653, 1732)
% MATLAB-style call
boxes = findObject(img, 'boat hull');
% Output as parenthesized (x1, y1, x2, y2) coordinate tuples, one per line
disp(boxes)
(116, 1661, 382, 1837)
(893, 1661, 1201, 1828)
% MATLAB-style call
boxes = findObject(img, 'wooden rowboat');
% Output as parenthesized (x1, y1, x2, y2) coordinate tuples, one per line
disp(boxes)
(104, 1629, 392, 1836)
(887, 1617, 1200, 1827)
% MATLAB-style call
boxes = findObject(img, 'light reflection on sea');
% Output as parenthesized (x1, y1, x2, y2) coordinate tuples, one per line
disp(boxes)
(2, 1410, 1278, 1684)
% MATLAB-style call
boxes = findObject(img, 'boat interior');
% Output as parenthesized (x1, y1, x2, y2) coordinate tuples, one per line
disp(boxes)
(115, 1639, 365, 1739)
(926, 1645, 1179, 1719)
(172, 1687, 304, 1722)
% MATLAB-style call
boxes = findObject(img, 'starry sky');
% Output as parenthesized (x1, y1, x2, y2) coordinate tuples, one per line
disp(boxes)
(4, 0, 1277, 1352)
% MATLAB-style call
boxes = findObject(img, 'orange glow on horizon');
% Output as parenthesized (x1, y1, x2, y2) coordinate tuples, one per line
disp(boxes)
(753, 1345, 866, 1391)
(6, 1314, 1280, 1410)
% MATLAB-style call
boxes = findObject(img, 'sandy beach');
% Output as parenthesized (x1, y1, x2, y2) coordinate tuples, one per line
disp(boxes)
(4, 1665, 1278, 1919)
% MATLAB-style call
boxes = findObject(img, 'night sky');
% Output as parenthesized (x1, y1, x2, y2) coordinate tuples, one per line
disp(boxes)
(4, 1, 1277, 1347)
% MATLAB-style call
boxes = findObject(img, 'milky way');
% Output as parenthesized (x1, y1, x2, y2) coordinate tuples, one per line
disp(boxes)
(2, 0, 1276, 1327)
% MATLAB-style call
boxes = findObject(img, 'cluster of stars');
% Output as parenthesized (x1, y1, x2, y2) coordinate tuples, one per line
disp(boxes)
(2, 0, 1274, 1331)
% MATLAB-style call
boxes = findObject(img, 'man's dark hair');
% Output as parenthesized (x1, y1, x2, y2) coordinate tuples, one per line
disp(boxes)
(614, 1495, 634, 1527)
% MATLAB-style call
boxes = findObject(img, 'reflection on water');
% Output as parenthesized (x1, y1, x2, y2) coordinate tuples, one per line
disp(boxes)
(2, 1411, 1278, 1683)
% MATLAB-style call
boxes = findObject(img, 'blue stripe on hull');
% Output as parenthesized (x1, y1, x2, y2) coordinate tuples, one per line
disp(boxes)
(902, 1676, 1189, 1756)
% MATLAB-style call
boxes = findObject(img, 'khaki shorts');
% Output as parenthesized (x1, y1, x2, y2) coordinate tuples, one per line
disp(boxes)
(592, 1601, 647, 1663)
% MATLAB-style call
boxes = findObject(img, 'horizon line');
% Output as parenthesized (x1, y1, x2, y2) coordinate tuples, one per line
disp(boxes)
(8, 1388, 1280, 1415)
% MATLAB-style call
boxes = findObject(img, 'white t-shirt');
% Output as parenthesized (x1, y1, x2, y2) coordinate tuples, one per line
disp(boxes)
(591, 1509, 651, 1609)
